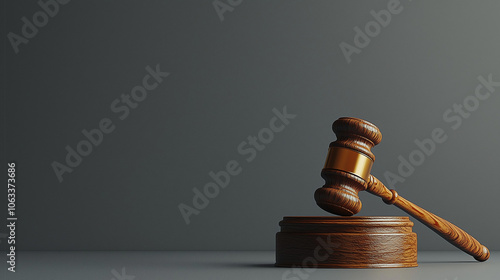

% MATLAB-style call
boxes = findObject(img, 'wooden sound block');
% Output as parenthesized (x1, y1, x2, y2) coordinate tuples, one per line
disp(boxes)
(275, 216, 418, 268)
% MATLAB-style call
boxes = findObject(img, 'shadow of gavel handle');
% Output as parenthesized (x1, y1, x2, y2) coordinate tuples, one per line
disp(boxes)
(367, 175, 490, 262)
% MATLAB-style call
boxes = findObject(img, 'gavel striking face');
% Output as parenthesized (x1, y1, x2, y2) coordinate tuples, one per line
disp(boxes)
(314, 117, 490, 262)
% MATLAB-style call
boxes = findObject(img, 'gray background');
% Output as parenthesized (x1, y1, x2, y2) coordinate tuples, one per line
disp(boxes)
(2, 0, 499, 252)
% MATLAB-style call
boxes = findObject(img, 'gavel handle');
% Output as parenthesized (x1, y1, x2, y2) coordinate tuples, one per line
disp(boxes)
(367, 175, 490, 262)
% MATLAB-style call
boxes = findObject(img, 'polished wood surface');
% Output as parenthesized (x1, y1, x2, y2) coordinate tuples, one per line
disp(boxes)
(276, 216, 418, 268)
(315, 118, 381, 216)
(367, 175, 490, 261)
(314, 117, 490, 262)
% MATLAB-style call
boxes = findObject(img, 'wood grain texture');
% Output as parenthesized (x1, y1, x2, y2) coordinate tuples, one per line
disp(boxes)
(315, 169, 366, 216)
(275, 216, 418, 268)
(367, 175, 490, 262)
(314, 117, 490, 262)
(315, 118, 381, 215)
(330, 117, 382, 161)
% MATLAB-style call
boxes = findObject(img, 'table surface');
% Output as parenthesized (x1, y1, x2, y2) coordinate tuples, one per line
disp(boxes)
(4, 251, 499, 280)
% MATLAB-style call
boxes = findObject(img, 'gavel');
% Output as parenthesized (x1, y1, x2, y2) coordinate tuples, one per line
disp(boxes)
(314, 117, 490, 262)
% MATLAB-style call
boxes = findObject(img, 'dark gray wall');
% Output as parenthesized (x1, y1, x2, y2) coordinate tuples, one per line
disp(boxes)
(3, 0, 499, 251)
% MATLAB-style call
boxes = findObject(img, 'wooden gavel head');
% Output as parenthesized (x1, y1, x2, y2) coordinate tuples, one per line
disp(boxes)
(314, 117, 490, 261)
(314, 117, 382, 216)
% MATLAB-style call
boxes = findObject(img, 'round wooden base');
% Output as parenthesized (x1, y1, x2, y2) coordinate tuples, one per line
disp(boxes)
(276, 216, 418, 268)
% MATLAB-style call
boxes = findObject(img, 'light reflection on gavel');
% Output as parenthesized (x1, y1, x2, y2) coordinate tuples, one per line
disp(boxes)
(314, 117, 489, 262)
